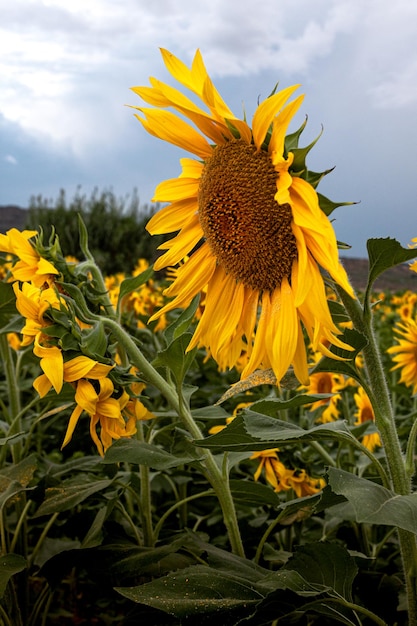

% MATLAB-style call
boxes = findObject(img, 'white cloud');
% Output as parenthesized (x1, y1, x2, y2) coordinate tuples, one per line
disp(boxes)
(4, 154, 18, 165)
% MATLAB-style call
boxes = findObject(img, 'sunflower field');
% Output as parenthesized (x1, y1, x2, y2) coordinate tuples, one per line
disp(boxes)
(2, 48, 417, 626)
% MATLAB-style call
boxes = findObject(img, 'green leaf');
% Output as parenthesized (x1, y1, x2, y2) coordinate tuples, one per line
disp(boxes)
(153, 333, 197, 385)
(285, 542, 357, 601)
(0, 282, 18, 327)
(115, 565, 265, 620)
(33, 479, 113, 517)
(249, 395, 332, 416)
(328, 467, 417, 533)
(229, 479, 281, 507)
(310, 328, 367, 385)
(195, 412, 353, 452)
(366, 238, 417, 302)
(116, 266, 154, 315)
(102, 438, 202, 469)
(163, 294, 200, 345)
(0, 554, 27, 598)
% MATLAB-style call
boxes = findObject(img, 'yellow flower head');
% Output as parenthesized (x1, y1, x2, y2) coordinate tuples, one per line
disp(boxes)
(251, 448, 325, 496)
(13, 281, 63, 346)
(62, 377, 136, 457)
(0, 228, 59, 287)
(33, 353, 114, 398)
(354, 387, 381, 452)
(387, 319, 417, 395)
(132, 49, 354, 385)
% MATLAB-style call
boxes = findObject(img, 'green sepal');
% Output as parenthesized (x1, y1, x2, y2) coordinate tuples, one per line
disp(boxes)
(284, 116, 308, 152)
(290, 126, 323, 174)
(317, 192, 357, 217)
(79, 321, 109, 359)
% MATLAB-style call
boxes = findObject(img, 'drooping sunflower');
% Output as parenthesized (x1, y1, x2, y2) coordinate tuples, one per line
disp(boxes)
(131, 49, 354, 384)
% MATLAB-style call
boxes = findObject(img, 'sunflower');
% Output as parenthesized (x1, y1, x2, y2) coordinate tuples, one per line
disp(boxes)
(387, 319, 417, 394)
(353, 387, 381, 452)
(131, 49, 354, 384)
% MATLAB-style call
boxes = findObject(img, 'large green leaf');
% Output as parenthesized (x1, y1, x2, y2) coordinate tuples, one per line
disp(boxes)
(116, 564, 265, 621)
(102, 437, 202, 469)
(195, 411, 354, 452)
(284, 542, 357, 601)
(328, 467, 417, 532)
(115, 536, 363, 625)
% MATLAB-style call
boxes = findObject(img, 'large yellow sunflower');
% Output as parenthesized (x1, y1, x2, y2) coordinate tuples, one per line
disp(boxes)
(131, 49, 354, 384)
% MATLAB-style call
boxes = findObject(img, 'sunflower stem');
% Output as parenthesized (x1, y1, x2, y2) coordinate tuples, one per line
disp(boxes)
(0, 334, 22, 464)
(337, 286, 417, 625)
(101, 316, 245, 557)
(136, 422, 154, 547)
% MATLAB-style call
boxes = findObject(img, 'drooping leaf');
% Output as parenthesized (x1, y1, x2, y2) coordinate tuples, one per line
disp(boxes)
(284, 542, 357, 601)
(328, 467, 417, 533)
(0, 554, 27, 598)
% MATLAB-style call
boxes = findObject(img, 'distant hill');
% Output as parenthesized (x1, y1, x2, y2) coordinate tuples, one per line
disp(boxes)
(1, 205, 416, 292)
(0, 205, 27, 231)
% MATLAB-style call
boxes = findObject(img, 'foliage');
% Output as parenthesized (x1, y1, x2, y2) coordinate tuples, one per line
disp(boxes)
(0, 224, 417, 625)
(24, 187, 166, 274)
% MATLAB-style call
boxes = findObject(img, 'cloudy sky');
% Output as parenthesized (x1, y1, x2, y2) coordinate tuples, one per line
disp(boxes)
(1, 0, 417, 257)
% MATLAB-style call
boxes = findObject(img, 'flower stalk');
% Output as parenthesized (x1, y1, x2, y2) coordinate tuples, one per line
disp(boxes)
(101, 315, 245, 557)
(337, 286, 417, 624)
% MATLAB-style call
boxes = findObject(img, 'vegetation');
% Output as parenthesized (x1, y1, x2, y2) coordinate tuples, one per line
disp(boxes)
(24, 188, 166, 274)
(1, 224, 417, 624)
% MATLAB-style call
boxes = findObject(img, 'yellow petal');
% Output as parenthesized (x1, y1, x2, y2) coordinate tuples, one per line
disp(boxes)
(33, 373, 52, 398)
(40, 347, 64, 394)
(147, 199, 197, 235)
(154, 216, 202, 270)
(152, 177, 199, 203)
(135, 108, 213, 158)
(61, 405, 83, 449)
(252, 86, 300, 150)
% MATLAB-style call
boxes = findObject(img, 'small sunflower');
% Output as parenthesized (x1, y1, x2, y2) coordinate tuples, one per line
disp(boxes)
(131, 49, 354, 384)
(353, 387, 381, 452)
(387, 319, 417, 394)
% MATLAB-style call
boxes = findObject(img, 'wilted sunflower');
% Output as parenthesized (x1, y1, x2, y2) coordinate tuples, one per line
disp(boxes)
(131, 49, 354, 384)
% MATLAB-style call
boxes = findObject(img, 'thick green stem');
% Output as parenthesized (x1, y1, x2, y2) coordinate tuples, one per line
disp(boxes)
(136, 422, 154, 547)
(101, 317, 245, 557)
(0, 334, 22, 464)
(337, 287, 417, 624)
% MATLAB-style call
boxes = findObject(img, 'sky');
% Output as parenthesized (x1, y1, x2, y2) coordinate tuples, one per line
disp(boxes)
(1, 0, 417, 258)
